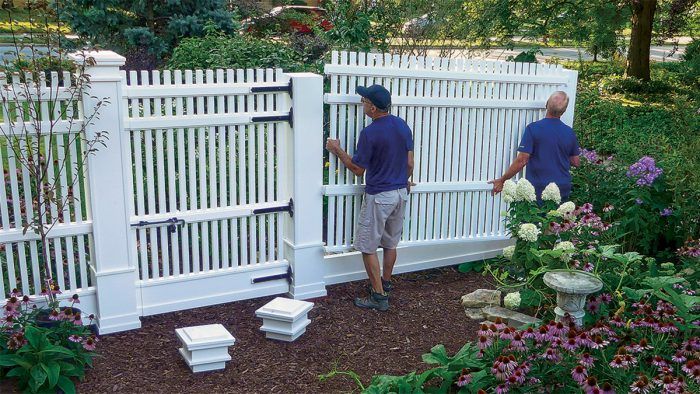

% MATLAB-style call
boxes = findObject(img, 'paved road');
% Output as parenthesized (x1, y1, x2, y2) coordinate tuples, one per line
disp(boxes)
(426, 45, 685, 62)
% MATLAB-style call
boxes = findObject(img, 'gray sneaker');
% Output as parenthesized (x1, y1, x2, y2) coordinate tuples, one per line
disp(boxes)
(354, 291, 389, 311)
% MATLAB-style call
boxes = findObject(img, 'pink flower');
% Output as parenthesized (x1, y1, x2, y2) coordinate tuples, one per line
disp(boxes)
(582, 377, 599, 392)
(652, 356, 669, 369)
(541, 348, 560, 362)
(477, 335, 492, 350)
(671, 352, 687, 363)
(68, 335, 82, 343)
(72, 313, 83, 326)
(71, 294, 80, 304)
(456, 373, 472, 387)
(495, 383, 509, 394)
(600, 382, 615, 394)
(609, 356, 626, 369)
(571, 365, 588, 384)
(580, 353, 595, 368)
(630, 375, 652, 393)
(48, 309, 61, 321)
(82, 336, 97, 351)
(10, 288, 21, 297)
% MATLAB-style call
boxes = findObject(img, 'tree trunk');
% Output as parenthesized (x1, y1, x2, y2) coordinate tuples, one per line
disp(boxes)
(626, 0, 657, 80)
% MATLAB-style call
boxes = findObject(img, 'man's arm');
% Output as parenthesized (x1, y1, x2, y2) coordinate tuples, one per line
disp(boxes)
(570, 155, 580, 168)
(407, 151, 415, 192)
(488, 152, 530, 195)
(326, 138, 365, 177)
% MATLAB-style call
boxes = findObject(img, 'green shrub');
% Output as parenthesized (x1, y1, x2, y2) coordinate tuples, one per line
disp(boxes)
(167, 33, 313, 72)
(569, 60, 700, 246)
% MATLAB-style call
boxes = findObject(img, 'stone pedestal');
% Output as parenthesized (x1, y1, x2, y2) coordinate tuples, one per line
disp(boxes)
(543, 270, 603, 327)
(255, 297, 314, 342)
(175, 324, 235, 373)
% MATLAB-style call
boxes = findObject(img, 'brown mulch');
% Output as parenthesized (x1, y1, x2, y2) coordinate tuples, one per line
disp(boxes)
(67, 267, 491, 393)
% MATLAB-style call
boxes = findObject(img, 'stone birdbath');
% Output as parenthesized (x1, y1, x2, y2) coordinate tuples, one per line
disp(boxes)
(543, 270, 603, 327)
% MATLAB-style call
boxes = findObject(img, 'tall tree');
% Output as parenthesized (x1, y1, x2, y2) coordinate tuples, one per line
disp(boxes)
(627, 0, 658, 80)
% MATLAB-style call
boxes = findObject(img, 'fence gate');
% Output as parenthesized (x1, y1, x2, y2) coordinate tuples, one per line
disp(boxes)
(321, 51, 578, 283)
(122, 68, 294, 316)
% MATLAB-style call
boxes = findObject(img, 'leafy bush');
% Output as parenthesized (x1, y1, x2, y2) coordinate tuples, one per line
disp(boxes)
(570, 60, 700, 248)
(0, 291, 97, 394)
(167, 33, 314, 72)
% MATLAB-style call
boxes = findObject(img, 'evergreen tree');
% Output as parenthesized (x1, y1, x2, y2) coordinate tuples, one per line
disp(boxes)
(62, 0, 238, 59)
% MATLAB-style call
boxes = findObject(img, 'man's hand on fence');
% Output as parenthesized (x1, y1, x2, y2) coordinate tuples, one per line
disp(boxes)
(488, 178, 504, 196)
(326, 138, 341, 155)
(407, 181, 417, 193)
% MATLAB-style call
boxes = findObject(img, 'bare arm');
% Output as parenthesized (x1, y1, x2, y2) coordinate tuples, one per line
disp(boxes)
(326, 139, 365, 177)
(407, 151, 415, 192)
(488, 152, 530, 195)
(570, 155, 580, 168)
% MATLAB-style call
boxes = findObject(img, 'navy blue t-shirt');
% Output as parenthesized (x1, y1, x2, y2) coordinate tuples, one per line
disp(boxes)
(352, 115, 414, 195)
(518, 118, 580, 192)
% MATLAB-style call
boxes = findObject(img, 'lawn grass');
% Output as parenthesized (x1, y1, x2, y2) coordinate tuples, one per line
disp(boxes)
(0, 8, 69, 35)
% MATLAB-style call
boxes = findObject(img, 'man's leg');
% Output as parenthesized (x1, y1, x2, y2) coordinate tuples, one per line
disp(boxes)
(362, 252, 384, 293)
(382, 248, 397, 282)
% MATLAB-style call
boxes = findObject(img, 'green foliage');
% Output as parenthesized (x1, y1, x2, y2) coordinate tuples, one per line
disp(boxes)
(61, 0, 238, 59)
(506, 48, 541, 63)
(0, 325, 93, 394)
(570, 60, 700, 246)
(167, 32, 315, 72)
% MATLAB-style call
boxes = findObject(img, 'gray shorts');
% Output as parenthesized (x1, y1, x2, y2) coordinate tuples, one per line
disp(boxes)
(354, 188, 408, 254)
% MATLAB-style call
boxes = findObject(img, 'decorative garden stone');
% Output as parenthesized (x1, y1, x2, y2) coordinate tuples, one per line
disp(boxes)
(175, 324, 236, 373)
(482, 306, 541, 327)
(543, 270, 603, 327)
(464, 307, 486, 320)
(255, 297, 314, 342)
(460, 289, 501, 308)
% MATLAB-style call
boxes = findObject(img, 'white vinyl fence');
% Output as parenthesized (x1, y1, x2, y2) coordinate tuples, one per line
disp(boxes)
(0, 50, 577, 334)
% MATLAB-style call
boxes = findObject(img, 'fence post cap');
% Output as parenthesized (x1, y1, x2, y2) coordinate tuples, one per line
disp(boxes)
(69, 50, 125, 67)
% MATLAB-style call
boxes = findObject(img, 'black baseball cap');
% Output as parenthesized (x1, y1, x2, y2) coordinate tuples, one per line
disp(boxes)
(356, 84, 391, 111)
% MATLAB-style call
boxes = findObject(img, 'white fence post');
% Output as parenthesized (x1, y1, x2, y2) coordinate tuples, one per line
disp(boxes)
(284, 73, 327, 300)
(72, 51, 141, 333)
(561, 69, 579, 127)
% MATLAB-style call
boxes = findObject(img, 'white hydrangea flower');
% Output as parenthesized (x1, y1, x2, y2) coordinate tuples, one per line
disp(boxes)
(502, 245, 516, 260)
(518, 223, 540, 242)
(541, 182, 561, 205)
(557, 201, 576, 219)
(502, 179, 517, 203)
(504, 292, 521, 310)
(553, 241, 575, 262)
(515, 179, 536, 202)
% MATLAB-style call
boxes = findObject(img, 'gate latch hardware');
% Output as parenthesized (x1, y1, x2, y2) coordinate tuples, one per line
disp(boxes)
(131, 217, 185, 233)
(251, 266, 292, 284)
(252, 198, 294, 218)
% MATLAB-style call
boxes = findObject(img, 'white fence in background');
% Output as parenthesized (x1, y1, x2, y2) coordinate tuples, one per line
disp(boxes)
(0, 50, 577, 334)
(0, 71, 97, 315)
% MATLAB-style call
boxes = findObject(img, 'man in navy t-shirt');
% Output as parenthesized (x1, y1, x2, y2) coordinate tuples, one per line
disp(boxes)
(489, 91, 580, 201)
(326, 84, 414, 311)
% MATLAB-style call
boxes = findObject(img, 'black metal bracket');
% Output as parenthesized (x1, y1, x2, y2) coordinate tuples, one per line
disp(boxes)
(251, 107, 293, 128)
(131, 217, 185, 233)
(251, 265, 292, 284)
(252, 198, 294, 218)
(250, 79, 293, 97)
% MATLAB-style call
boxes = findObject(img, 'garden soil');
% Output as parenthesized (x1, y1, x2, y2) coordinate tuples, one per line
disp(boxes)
(66, 267, 487, 393)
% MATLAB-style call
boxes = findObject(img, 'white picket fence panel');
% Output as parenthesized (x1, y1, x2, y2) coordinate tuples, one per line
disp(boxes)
(323, 51, 577, 254)
(0, 50, 577, 334)
(0, 71, 95, 307)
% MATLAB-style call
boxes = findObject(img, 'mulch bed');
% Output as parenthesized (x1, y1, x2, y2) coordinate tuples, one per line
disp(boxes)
(70, 267, 488, 393)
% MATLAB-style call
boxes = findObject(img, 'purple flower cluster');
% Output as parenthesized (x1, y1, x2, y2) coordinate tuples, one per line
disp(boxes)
(660, 208, 673, 217)
(626, 156, 663, 186)
(580, 149, 599, 163)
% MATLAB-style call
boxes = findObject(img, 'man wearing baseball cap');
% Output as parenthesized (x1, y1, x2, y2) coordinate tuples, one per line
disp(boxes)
(326, 84, 414, 311)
